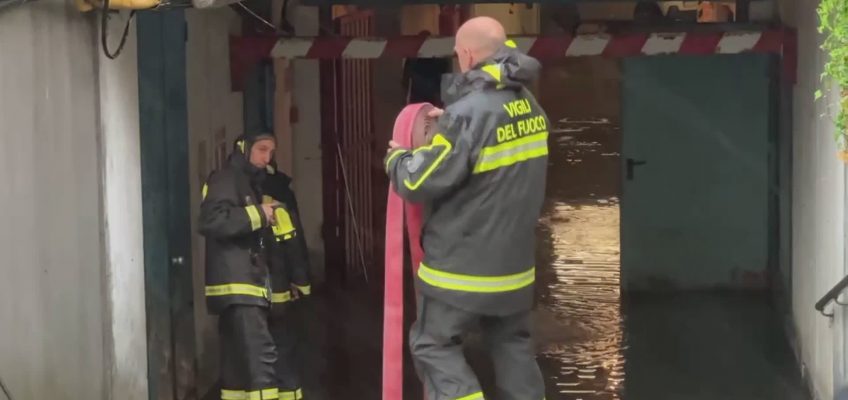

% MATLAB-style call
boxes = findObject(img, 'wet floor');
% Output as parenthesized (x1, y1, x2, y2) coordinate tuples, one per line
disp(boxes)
(532, 118, 808, 400)
(205, 119, 809, 400)
(534, 118, 624, 400)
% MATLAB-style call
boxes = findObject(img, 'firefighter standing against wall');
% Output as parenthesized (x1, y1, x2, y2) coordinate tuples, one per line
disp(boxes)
(385, 17, 548, 400)
(199, 131, 280, 400)
(262, 159, 312, 400)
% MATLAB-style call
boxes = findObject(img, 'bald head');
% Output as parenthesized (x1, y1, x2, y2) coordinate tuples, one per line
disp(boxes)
(454, 17, 507, 72)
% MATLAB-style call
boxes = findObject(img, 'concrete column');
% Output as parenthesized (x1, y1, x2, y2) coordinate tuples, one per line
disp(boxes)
(291, 5, 326, 283)
(97, 13, 149, 400)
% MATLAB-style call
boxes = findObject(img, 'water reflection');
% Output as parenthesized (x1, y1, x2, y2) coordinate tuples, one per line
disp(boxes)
(533, 118, 809, 400)
(535, 118, 624, 400)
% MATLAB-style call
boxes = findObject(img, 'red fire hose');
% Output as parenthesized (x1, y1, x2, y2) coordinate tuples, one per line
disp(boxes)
(382, 103, 432, 400)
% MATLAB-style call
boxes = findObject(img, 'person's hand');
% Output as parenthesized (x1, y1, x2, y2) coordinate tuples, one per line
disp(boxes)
(261, 203, 279, 224)
(290, 284, 302, 300)
(427, 107, 444, 118)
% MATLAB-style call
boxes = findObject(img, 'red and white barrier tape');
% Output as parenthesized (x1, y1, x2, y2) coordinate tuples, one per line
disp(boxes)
(268, 30, 787, 59)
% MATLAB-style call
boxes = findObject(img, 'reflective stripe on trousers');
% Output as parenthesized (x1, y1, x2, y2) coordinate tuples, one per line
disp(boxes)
(221, 388, 279, 400)
(418, 263, 535, 293)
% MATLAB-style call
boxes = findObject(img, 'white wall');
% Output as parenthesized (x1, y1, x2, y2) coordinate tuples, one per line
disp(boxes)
(785, 1, 848, 399)
(290, 5, 326, 283)
(472, 3, 540, 34)
(401, 5, 440, 34)
(98, 13, 148, 400)
(0, 1, 146, 399)
(185, 7, 244, 394)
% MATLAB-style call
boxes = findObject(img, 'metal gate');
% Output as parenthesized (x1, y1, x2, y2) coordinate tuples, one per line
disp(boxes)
(321, 10, 377, 283)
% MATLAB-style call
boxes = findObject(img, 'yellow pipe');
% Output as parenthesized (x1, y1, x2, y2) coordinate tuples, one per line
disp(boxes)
(76, 0, 159, 12)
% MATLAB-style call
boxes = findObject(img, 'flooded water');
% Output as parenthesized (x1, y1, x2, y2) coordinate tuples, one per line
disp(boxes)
(535, 118, 625, 400)
(532, 119, 809, 400)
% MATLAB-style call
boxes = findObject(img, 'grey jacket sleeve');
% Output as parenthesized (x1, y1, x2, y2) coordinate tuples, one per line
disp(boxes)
(198, 171, 267, 238)
(384, 110, 473, 204)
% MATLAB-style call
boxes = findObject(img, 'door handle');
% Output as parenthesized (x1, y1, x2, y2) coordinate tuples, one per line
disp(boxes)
(626, 158, 647, 180)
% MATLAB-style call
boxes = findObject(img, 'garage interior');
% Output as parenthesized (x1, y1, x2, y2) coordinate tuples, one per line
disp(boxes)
(133, 1, 809, 399)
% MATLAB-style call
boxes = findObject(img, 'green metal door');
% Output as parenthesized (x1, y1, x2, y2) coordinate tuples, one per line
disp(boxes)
(138, 10, 197, 399)
(621, 54, 773, 292)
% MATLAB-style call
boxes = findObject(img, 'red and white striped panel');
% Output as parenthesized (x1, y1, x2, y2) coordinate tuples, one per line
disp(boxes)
(270, 29, 787, 59)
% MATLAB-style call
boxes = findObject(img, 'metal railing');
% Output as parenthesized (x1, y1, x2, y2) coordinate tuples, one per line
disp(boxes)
(815, 275, 848, 317)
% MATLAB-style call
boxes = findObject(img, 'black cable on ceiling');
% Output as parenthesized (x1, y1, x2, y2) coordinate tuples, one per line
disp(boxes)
(100, 0, 137, 60)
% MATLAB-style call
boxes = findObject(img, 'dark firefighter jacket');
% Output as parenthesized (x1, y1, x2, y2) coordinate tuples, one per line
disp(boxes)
(199, 142, 274, 314)
(385, 42, 549, 316)
(262, 163, 312, 309)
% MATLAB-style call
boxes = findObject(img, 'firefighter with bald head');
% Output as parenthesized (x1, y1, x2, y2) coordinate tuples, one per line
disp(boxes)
(385, 16, 548, 400)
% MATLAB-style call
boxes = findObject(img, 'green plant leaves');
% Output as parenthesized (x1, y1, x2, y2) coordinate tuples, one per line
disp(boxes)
(816, 0, 848, 146)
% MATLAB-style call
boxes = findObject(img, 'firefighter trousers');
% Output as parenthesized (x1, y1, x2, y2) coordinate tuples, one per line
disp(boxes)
(219, 305, 279, 400)
(269, 303, 303, 400)
(409, 295, 545, 400)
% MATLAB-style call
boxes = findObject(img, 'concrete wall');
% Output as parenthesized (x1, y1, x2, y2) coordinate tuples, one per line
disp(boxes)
(400, 5, 439, 35)
(472, 3, 540, 34)
(0, 1, 146, 399)
(98, 13, 148, 400)
(783, 1, 848, 399)
(289, 5, 326, 283)
(184, 7, 244, 394)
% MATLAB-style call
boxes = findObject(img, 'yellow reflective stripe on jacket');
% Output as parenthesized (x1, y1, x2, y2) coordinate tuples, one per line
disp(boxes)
(481, 64, 501, 82)
(220, 388, 279, 400)
(245, 205, 263, 231)
(274, 233, 296, 242)
(418, 263, 535, 293)
(250, 388, 279, 400)
(403, 133, 452, 191)
(279, 388, 303, 400)
(271, 207, 296, 240)
(473, 131, 548, 174)
(202, 183, 209, 200)
(385, 148, 408, 173)
(271, 291, 292, 303)
(295, 284, 311, 296)
(206, 283, 268, 298)
(456, 391, 485, 400)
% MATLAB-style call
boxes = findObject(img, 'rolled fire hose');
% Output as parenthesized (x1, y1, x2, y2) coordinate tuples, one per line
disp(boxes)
(383, 103, 436, 400)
